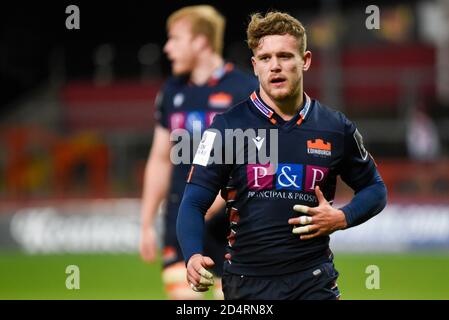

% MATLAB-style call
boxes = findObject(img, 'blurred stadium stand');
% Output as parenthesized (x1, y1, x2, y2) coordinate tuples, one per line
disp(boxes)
(1, 0, 448, 253)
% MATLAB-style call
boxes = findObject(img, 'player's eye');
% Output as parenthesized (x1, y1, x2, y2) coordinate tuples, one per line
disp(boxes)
(279, 54, 292, 60)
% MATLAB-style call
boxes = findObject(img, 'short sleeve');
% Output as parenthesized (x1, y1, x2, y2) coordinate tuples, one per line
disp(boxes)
(187, 114, 232, 193)
(339, 117, 377, 191)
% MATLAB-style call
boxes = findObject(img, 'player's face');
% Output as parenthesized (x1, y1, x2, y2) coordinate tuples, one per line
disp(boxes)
(164, 19, 197, 75)
(252, 34, 311, 103)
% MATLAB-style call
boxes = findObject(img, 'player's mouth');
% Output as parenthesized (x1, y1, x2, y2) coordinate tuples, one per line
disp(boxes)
(270, 77, 287, 87)
(169, 58, 181, 69)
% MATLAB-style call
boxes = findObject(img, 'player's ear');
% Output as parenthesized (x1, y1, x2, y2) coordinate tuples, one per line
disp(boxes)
(302, 51, 312, 71)
(193, 34, 208, 51)
(251, 56, 258, 77)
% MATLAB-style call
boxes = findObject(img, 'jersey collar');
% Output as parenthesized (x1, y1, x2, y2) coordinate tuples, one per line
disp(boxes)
(249, 90, 312, 126)
(185, 62, 234, 87)
(207, 62, 234, 86)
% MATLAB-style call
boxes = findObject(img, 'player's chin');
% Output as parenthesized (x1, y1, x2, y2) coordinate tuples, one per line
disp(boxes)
(171, 63, 189, 76)
(269, 88, 290, 100)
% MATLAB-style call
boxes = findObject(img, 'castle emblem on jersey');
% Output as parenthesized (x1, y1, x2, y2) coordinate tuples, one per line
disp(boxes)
(307, 139, 332, 157)
(208, 92, 232, 109)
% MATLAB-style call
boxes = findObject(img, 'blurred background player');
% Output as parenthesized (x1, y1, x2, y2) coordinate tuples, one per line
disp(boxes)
(139, 5, 258, 299)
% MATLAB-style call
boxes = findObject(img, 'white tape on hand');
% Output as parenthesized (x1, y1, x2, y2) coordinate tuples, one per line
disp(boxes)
(199, 276, 214, 286)
(299, 216, 312, 225)
(293, 205, 309, 214)
(190, 282, 208, 292)
(190, 282, 198, 291)
(292, 225, 310, 235)
(199, 267, 213, 279)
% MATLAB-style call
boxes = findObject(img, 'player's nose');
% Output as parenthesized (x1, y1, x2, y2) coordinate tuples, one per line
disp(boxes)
(163, 41, 171, 55)
(269, 57, 282, 72)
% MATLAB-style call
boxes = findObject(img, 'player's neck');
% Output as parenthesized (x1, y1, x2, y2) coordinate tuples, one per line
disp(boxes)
(260, 88, 304, 121)
(190, 53, 224, 86)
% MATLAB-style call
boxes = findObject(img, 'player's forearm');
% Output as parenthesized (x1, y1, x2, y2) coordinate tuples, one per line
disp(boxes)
(140, 157, 173, 229)
(176, 183, 217, 263)
(204, 194, 226, 219)
(340, 171, 387, 228)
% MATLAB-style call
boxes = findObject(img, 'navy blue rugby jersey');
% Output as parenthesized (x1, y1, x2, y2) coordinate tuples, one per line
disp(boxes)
(154, 63, 258, 213)
(187, 90, 378, 276)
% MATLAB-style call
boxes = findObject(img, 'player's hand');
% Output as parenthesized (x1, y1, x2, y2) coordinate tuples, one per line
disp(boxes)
(139, 226, 158, 263)
(186, 254, 215, 292)
(288, 186, 347, 240)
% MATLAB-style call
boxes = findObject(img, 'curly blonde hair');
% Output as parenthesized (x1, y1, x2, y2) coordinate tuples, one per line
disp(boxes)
(247, 11, 307, 57)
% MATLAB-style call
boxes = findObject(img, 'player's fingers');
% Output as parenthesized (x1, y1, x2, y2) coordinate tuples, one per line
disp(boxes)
(300, 230, 321, 240)
(187, 262, 205, 285)
(199, 276, 214, 286)
(292, 225, 309, 234)
(190, 282, 209, 292)
(315, 186, 327, 205)
(187, 269, 201, 286)
(198, 267, 214, 280)
(293, 205, 319, 216)
(299, 215, 313, 225)
(292, 224, 318, 235)
(202, 256, 215, 269)
(293, 204, 309, 214)
(288, 215, 312, 225)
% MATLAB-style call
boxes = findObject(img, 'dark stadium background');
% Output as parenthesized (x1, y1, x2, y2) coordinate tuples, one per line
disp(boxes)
(1, 0, 448, 299)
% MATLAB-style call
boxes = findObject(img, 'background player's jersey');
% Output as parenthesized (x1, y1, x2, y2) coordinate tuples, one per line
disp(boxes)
(188, 90, 378, 276)
(154, 63, 258, 218)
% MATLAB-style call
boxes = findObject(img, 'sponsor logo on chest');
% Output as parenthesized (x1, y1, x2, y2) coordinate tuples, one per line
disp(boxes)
(246, 163, 329, 192)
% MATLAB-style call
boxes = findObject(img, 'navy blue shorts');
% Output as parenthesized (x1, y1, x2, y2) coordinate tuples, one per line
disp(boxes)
(222, 261, 340, 300)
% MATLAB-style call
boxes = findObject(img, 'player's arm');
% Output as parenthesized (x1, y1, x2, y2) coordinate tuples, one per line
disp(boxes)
(204, 194, 226, 221)
(177, 114, 231, 291)
(339, 170, 387, 227)
(140, 124, 173, 262)
(177, 183, 218, 291)
(336, 124, 388, 228)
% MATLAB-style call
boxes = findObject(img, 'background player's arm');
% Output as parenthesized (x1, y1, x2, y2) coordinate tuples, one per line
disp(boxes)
(204, 195, 226, 221)
(140, 125, 173, 262)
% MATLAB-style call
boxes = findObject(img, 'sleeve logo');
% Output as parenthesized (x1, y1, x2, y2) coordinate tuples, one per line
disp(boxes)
(193, 130, 217, 166)
(354, 129, 368, 160)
